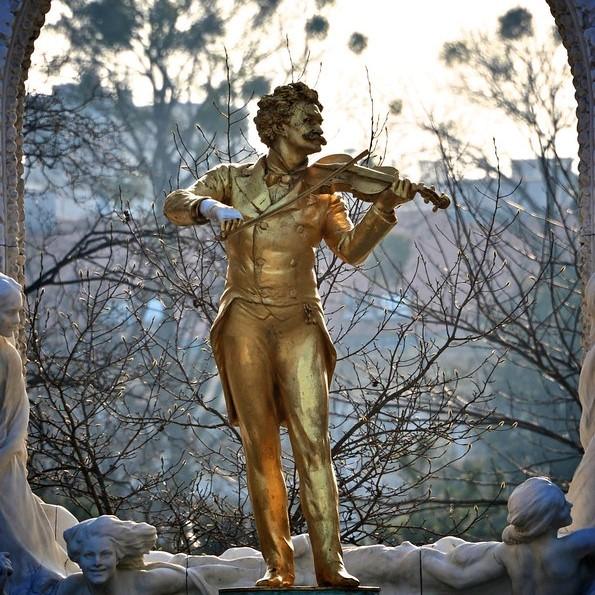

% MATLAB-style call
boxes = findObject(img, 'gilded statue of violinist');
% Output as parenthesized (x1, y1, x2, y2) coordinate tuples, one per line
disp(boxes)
(163, 82, 448, 588)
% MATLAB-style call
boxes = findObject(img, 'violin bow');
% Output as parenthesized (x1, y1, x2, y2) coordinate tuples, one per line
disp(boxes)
(221, 149, 370, 240)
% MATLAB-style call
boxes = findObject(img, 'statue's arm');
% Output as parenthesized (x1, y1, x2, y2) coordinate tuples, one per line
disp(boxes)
(421, 544, 506, 589)
(566, 528, 595, 557)
(139, 566, 205, 595)
(323, 193, 396, 266)
(164, 164, 231, 226)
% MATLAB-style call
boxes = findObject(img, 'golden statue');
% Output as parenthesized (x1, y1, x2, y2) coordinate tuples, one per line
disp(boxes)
(164, 82, 448, 588)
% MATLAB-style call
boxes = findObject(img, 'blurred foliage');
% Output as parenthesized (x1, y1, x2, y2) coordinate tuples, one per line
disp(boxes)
(498, 7, 533, 40)
(60, 0, 224, 53)
(241, 76, 271, 101)
(50, 0, 268, 195)
(389, 99, 403, 116)
(441, 41, 470, 66)
(348, 32, 368, 54)
(305, 15, 330, 40)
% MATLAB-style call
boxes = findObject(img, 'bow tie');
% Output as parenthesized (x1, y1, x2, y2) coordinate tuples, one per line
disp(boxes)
(264, 164, 307, 188)
(265, 172, 295, 187)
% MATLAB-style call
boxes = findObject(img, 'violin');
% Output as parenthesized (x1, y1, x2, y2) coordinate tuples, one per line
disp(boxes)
(305, 149, 451, 212)
(222, 149, 450, 239)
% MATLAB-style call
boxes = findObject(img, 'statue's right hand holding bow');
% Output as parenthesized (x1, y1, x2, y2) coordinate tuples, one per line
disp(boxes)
(200, 198, 244, 235)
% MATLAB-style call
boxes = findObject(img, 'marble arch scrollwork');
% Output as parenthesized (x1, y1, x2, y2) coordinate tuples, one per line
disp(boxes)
(0, 0, 51, 287)
(547, 0, 595, 342)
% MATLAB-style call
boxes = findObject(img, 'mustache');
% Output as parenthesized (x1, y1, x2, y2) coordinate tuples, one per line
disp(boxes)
(303, 131, 327, 145)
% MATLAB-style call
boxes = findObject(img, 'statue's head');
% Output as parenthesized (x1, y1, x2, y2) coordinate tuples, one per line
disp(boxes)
(0, 274, 22, 338)
(502, 477, 572, 544)
(254, 82, 326, 154)
(64, 516, 157, 585)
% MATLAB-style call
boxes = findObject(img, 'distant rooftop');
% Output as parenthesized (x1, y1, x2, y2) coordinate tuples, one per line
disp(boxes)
(418, 157, 575, 183)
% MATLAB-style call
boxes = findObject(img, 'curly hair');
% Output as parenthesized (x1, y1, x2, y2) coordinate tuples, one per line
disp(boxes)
(501, 477, 568, 544)
(64, 515, 157, 570)
(254, 82, 323, 147)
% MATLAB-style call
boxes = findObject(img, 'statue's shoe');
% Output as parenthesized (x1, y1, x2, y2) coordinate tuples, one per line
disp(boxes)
(317, 565, 360, 588)
(255, 567, 295, 587)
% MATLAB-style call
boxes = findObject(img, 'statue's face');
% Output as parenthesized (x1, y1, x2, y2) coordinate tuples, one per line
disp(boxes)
(78, 535, 118, 585)
(283, 101, 326, 156)
(0, 292, 22, 337)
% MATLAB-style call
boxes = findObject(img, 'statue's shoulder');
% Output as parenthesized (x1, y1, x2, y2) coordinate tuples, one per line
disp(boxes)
(211, 159, 261, 173)
(229, 158, 263, 177)
(201, 159, 261, 183)
(235, 160, 258, 171)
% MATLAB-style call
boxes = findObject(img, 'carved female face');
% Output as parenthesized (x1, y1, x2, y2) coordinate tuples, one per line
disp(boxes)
(0, 292, 22, 337)
(78, 535, 118, 585)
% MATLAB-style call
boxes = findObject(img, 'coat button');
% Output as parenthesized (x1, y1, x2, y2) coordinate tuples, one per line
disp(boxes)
(297, 225, 304, 233)
(290, 259, 296, 267)
(289, 288, 297, 298)
(259, 221, 269, 230)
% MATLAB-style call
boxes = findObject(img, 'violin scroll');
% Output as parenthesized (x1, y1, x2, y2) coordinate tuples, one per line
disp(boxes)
(413, 184, 451, 212)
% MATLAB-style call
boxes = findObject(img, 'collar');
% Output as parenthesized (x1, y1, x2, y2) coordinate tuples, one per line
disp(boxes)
(264, 152, 308, 187)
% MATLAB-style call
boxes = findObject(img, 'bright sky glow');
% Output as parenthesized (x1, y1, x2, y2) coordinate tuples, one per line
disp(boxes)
(28, 0, 577, 178)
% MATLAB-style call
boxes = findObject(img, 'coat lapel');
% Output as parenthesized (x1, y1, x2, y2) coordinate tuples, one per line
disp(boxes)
(231, 156, 315, 221)
(232, 157, 271, 219)
(260, 179, 305, 216)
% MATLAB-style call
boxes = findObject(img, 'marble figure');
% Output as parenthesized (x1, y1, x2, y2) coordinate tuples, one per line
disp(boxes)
(0, 273, 76, 593)
(54, 516, 209, 595)
(421, 477, 595, 594)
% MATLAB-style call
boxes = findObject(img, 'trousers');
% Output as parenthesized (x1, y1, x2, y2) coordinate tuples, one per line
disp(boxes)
(219, 299, 343, 579)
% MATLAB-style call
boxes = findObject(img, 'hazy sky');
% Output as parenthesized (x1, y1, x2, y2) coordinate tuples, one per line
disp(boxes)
(29, 1, 577, 177)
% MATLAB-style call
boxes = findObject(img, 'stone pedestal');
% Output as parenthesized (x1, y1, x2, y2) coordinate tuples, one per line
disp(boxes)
(221, 587, 380, 595)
